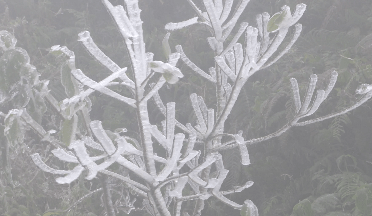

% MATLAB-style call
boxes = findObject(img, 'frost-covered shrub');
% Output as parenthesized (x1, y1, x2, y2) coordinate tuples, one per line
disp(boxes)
(1, 0, 372, 215)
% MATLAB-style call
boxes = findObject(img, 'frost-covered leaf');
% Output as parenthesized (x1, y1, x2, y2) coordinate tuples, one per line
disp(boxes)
(290, 78, 301, 113)
(215, 56, 236, 81)
(188, 153, 220, 186)
(0, 48, 32, 107)
(165, 17, 199, 31)
(240, 200, 258, 216)
(151, 125, 171, 151)
(203, 0, 222, 38)
(356, 84, 372, 94)
(31, 153, 70, 175)
(235, 131, 250, 165)
(49, 45, 74, 58)
(82, 136, 104, 151)
(77, 31, 134, 88)
(51, 148, 78, 163)
(69, 68, 135, 106)
(207, 37, 218, 51)
(90, 120, 116, 155)
(220, 0, 233, 24)
(155, 133, 184, 181)
(165, 102, 176, 141)
(176, 45, 216, 83)
(55, 165, 85, 184)
(190, 93, 207, 134)
(300, 74, 317, 114)
(0, 30, 17, 50)
(168, 52, 180, 66)
(4, 109, 26, 146)
(102, 0, 138, 38)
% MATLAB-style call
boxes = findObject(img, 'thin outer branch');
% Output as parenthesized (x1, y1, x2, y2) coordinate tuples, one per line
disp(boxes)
(176, 45, 216, 83)
(99, 170, 149, 193)
(213, 91, 372, 152)
(296, 91, 372, 126)
(220, 22, 248, 56)
(186, 0, 207, 22)
(20, 110, 63, 149)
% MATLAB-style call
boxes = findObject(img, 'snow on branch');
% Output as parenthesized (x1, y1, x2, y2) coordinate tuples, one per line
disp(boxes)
(69, 68, 136, 107)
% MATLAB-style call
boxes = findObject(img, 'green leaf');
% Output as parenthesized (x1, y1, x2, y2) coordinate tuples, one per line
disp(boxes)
(354, 184, 372, 215)
(4, 109, 26, 146)
(162, 32, 171, 60)
(60, 114, 78, 146)
(311, 194, 339, 215)
(27, 82, 48, 123)
(292, 199, 314, 216)
(61, 64, 79, 98)
(267, 10, 287, 32)
(42, 211, 62, 216)
(336, 154, 357, 172)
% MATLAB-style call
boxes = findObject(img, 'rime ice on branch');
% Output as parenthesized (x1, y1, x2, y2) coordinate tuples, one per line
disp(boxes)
(2, 0, 372, 216)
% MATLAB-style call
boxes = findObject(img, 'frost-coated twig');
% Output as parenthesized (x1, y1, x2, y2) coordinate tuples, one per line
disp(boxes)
(176, 45, 217, 83)
(220, 0, 234, 24)
(78, 31, 134, 88)
(214, 82, 372, 152)
(185, 0, 206, 22)
(257, 12, 271, 56)
(20, 110, 63, 149)
(101, 175, 116, 216)
(220, 22, 248, 56)
(215, 56, 237, 81)
(152, 91, 190, 133)
(296, 90, 372, 126)
(100, 170, 148, 195)
(261, 23, 302, 69)
(203, 0, 223, 39)
(222, 0, 251, 32)
(62, 67, 134, 109)
(141, 78, 166, 102)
